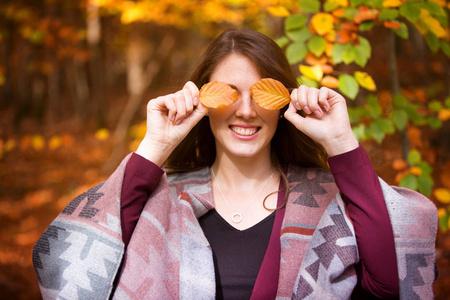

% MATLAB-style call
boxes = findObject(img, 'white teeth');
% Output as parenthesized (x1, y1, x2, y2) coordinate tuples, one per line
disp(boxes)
(230, 126, 258, 136)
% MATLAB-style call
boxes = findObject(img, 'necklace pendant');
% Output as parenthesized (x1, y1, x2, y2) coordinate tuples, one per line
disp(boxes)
(232, 213, 242, 223)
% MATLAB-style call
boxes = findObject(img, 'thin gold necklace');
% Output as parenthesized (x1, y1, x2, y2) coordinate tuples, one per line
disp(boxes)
(211, 167, 276, 223)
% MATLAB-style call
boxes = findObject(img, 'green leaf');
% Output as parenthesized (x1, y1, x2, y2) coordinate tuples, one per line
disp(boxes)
(338, 74, 359, 100)
(359, 21, 375, 31)
(368, 121, 386, 143)
(286, 27, 312, 43)
(417, 162, 432, 176)
(342, 7, 359, 20)
(440, 41, 450, 57)
(298, 75, 319, 88)
(392, 108, 409, 131)
(425, 31, 440, 53)
(417, 174, 433, 196)
(350, 0, 365, 6)
(352, 124, 367, 141)
(439, 213, 449, 232)
(307, 36, 327, 57)
(332, 43, 349, 64)
(394, 22, 409, 39)
(298, 0, 320, 13)
(379, 8, 400, 21)
(445, 97, 450, 108)
(285, 15, 308, 31)
(324, 0, 339, 12)
(367, 95, 382, 118)
(275, 36, 289, 48)
(428, 116, 442, 129)
(342, 45, 356, 64)
(367, 0, 383, 8)
(376, 118, 395, 134)
(399, 3, 421, 22)
(393, 93, 408, 107)
(419, 1, 446, 17)
(408, 149, 421, 165)
(286, 42, 308, 64)
(399, 174, 418, 190)
(354, 36, 371, 67)
(428, 100, 443, 112)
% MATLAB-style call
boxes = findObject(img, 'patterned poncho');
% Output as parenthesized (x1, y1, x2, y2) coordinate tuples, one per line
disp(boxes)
(33, 154, 437, 299)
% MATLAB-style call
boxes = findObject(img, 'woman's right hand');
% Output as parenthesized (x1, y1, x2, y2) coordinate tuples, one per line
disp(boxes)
(136, 81, 209, 165)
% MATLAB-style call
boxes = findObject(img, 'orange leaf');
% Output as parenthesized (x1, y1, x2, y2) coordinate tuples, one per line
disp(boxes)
(199, 81, 239, 108)
(410, 166, 423, 176)
(321, 64, 334, 74)
(304, 53, 327, 66)
(250, 78, 290, 110)
(438, 109, 450, 121)
(384, 21, 401, 29)
(354, 7, 379, 24)
(332, 8, 346, 18)
(321, 76, 339, 88)
(392, 159, 408, 171)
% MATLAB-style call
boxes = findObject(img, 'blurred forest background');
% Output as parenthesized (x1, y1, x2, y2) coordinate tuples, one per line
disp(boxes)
(0, 0, 450, 299)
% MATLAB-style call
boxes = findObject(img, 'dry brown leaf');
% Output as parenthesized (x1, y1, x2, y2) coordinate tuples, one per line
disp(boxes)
(250, 78, 290, 110)
(199, 81, 239, 108)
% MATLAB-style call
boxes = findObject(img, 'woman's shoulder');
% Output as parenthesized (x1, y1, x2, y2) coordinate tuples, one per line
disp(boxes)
(286, 165, 334, 185)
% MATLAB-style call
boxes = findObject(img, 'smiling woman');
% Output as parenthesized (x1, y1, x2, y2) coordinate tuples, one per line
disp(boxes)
(33, 29, 437, 300)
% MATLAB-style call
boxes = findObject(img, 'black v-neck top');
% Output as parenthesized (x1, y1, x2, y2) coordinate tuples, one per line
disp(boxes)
(198, 209, 275, 300)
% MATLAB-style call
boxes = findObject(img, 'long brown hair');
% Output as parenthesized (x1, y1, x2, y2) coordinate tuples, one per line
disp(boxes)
(164, 29, 328, 207)
(165, 28, 328, 170)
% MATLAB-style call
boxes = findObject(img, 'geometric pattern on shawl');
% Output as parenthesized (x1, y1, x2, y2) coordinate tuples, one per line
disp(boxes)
(289, 178, 437, 300)
(32, 155, 437, 300)
(32, 157, 128, 300)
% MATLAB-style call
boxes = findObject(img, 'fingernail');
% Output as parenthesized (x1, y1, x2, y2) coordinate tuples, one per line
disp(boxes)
(314, 110, 323, 118)
(304, 106, 312, 114)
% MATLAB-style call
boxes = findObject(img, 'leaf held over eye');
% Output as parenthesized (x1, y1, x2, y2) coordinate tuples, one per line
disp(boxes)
(250, 78, 290, 110)
(199, 81, 239, 108)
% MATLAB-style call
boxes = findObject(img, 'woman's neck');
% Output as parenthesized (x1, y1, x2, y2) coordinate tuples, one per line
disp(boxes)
(211, 149, 275, 192)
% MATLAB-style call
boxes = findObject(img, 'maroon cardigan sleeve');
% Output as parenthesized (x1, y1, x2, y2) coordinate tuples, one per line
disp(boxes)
(328, 144, 399, 298)
(121, 152, 164, 247)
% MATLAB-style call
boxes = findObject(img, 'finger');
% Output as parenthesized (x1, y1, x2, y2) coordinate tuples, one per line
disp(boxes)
(283, 102, 305, 132)
(182, 87, 194, 116)
(318, 87, 331, 112)
(306, 87, 323, 118)
(290, 88, 301, 111)
(183, 81, 200, 106)
(173, 91, 187, 124)
(158, 95, 177, 122)
(297, 85, 312, 115)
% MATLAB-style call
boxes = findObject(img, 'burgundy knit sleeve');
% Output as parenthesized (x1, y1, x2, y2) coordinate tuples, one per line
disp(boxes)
(327, 144, 399, 298)
(121, 152, 164, 247)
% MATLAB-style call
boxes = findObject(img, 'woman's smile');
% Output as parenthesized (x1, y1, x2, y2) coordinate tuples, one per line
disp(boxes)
(229, 125, 260, 137)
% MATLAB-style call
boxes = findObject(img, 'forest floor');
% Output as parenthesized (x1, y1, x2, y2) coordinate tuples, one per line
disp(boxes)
(0, 119, 449, 299)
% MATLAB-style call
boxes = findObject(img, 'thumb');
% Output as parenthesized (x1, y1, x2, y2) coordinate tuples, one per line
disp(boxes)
(188, 102, 209, 127)
(284, 102, 305, 132)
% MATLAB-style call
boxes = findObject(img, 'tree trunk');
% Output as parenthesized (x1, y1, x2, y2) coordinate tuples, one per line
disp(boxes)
(388, 30, 410, 161)
(102, 31, 175, 173)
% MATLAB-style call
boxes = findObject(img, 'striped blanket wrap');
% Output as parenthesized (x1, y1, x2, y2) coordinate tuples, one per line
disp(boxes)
(33, 154, 437, 299)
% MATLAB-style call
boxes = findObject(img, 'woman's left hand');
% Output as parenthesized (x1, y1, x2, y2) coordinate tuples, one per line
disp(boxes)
(284, 85, 359, 156)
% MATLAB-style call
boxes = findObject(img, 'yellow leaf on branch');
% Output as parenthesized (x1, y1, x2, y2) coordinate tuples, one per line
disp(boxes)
(250, 78, 290, 110)
(419, 8, 447, 38)
(300, 64, 323, 82)
(382, 0, 402, 7)
(267, 6, 290, 17)
(437, 207, 446, 218)
(311, 13, 335, 36)
(199, 81, 240, 108)
(354, 71, 376, 91)
(48, 135, 62, 150)
(434, 188, 450, 204)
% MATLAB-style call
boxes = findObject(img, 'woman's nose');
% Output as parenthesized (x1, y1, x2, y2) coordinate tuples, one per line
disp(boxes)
(235, 92, 257, 119)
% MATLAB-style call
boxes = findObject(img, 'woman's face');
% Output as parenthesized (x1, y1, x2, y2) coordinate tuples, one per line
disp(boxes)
(208, 53, 280, 160)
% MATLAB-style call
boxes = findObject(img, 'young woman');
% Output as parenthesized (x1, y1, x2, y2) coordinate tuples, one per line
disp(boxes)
(33, 29, 437, 300)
